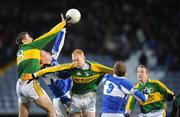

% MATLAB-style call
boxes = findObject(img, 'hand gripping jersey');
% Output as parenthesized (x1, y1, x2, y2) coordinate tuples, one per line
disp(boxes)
(126, 79, 175, 114)
(101, 74, 147, 114)
(17, 21, 66, 78)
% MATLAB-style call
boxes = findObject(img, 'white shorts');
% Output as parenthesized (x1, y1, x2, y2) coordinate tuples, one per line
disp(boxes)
(138, 109, 166, 117)
(70, 92, 96, 113)
(101, 113, 125, 117)
(53, 98, 69, 117)
(16, 79, 45, 103)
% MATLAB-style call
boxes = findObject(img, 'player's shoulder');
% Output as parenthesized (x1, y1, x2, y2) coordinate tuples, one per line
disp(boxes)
(102, 74, 112, 82)
(104, 74, 113, 78)
(120, 78, 132, 85)
(148, 79, 162, 84)
(87, 60, 100, 65)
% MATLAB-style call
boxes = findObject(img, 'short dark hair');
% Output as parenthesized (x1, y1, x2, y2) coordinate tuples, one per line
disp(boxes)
(16, 32, 28, 45)
(137, 64, 149, 74)
(113, 61, 127, 77)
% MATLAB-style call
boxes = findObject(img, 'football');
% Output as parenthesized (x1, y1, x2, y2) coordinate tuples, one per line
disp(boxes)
(66, 9, 81, 24)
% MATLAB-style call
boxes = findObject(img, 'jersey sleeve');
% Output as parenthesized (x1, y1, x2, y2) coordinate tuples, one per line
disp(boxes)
(51, 28, 66, 61)
(156, 80, 175, 101)
(30, 21, 66, 49)
(120, 79, 146, 102)
(90, 62, 113, 74)
(34, 63, 75, 77)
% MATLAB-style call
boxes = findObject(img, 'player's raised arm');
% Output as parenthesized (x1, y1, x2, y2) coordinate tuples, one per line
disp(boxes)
(32, 9, 81, 49)
(31, 20, 66, 49)
(51, 28, 66, 66)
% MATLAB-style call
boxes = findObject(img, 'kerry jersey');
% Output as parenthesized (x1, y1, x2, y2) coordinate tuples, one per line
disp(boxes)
(126, 79, 174, 113)
(17, 21, 66, 77)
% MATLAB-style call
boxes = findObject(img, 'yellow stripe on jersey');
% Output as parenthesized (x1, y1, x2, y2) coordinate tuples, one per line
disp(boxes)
(72, 73, 104, 83)
(140, 92, 163, 105)
(126, 95, 134, 110)
(91, 63, 113, 73)
(17, 49, 40, 65)
(34, 63, 75, 77)
(33, 80, 43, 96)
(134, 83, 140, 88)
(126, 83, 139, 110)
(34, 21, 66, 41)
(149, 79, 174, 94)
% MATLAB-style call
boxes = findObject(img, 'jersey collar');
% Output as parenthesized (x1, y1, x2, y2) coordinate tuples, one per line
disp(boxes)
(113, 74, 126, 79)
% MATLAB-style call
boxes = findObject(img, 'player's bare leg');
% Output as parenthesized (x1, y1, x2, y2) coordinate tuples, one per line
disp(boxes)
(18, 102, 30, 117)
(34, 93, 56, 117)
(70, 112, 82, 117)
(83, 112, 95, 117)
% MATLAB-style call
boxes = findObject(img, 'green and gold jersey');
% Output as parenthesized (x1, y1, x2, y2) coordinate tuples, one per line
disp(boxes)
(70, 61, 112, 94)
(34, 61, 113, 94)
(126, 79, 174, 113)
(17, 21, 66, 77)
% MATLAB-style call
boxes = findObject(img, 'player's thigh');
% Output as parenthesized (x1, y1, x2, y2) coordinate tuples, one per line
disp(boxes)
(18, 102, 30, 117)
(69, 112, 82, 117)
(34, 90, 54, 111)
(83, 111, 95, 117)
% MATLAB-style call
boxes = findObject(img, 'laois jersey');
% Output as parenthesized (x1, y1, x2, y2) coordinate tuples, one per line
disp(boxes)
(102, 74, 147, 114)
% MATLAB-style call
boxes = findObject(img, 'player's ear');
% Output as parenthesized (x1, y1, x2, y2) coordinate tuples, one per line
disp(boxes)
(125, 72, 128, 77)
(21, 38, 26, 43)
(83, 56, 86, 61)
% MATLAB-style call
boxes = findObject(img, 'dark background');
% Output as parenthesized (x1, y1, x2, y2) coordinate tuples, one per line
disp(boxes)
(0, 0, 179, 116)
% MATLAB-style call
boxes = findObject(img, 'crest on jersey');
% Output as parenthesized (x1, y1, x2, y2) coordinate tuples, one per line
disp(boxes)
(76, 71, 82, 76)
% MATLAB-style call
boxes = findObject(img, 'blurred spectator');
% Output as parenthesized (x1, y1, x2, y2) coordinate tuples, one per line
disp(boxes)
(139, 50, 148, 66)
(0, 0, 179, 72)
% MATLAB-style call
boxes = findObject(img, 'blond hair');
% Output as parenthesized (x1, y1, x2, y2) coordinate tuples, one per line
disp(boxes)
(72, 49, 85, 56)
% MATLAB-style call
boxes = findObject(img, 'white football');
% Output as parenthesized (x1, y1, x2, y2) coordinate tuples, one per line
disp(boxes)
(66, 9, 81, 24)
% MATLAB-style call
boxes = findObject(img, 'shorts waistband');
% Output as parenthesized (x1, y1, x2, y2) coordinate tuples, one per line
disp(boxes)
(20, 74, 33, 81)
(72, 92, 96, 98)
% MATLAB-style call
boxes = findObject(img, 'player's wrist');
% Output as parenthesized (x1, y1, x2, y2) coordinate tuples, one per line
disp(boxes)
(32, 73, 37, 78)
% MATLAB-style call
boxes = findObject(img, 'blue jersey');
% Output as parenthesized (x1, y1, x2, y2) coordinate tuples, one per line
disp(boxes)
(43, 28, 73, 104)
(101, 74, 147, 114)
(48, 77, 72, 104)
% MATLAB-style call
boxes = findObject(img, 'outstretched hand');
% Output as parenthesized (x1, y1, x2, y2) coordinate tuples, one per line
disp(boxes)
(61, 13, 72, 24)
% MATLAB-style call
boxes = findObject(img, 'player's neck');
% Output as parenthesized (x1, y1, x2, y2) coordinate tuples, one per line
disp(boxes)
(141, 79, 147, 84)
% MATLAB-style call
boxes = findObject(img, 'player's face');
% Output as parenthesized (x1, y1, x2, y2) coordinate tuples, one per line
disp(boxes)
(22, 34, 33, 43)
(137, 67, 148, 83)
(72, 54, 85, 68)
(40, 51, 52, 65)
